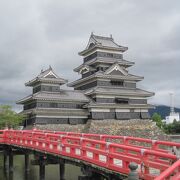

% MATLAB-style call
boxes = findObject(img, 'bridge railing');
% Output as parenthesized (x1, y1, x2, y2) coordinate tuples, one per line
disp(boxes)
(31, 129, 180, 155)
(0, 130, 5, 143)
(154, 159, 180, 180)
(1, 130, 179, 179)
(108, 143, 177, 179)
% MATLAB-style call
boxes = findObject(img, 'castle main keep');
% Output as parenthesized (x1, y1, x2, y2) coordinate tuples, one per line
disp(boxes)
(17, 33, 154, 125)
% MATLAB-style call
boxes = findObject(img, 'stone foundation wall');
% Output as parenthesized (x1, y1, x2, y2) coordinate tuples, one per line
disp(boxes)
(36, 123, 85, 133)
(88, 119, 168, 140)
(36, 119, 169, 140)
(91, 112, 115, 119)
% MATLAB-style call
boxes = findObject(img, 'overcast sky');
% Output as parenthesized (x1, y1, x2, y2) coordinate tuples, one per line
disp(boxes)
(0, 0, 180, 111)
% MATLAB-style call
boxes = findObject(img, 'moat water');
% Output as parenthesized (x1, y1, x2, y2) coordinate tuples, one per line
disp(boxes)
(0, 155, 82, 180)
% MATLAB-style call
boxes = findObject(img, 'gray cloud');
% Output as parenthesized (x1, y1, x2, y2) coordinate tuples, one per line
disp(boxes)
(0, 0, 180, 111)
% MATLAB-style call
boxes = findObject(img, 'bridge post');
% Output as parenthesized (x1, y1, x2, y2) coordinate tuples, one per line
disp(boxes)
(39, 156, 46, 180)
(9, 148, 14, 172)
(25, 152, 30, 172)
(3, 149, 8, 172)
(128, 162, 139, 180)
(59, 159, 65, 180)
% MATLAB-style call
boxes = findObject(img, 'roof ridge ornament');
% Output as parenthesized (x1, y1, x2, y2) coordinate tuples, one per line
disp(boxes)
(79, 33, 128, 56)
(49, 65, 52, 70)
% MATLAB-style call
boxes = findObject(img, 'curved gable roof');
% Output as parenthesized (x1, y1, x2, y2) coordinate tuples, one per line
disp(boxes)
(25, 66, 68, 86)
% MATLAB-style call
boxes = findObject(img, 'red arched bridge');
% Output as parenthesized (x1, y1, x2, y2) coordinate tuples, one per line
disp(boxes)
(0, 129, 180, 180)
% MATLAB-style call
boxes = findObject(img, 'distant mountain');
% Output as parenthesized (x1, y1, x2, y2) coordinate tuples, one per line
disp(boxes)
(149, 105, 180, 119)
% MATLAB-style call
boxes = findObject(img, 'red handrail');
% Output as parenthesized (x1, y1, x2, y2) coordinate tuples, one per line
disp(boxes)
(32, 129, 180, 154)
(154, 159, 180, 180)
(0, 129, 180, 179)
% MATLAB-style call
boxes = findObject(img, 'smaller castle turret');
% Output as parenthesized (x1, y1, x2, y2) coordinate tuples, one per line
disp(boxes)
(25, 66, 67, 94)
(17, 66, 89, 126)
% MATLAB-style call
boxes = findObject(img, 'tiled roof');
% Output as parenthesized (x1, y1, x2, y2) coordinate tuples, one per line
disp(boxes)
(90, 57, 134, 66)
(84, 102, 154, 109)
(74, 58, 134, 72)
(25, 66, 68, 86)
(76, 64, 96, 74)
(79, 33, 128, 55)
(85, 87, 154, 97)
(17, 90, 90, 104)
(68, 71, 143, 87)
(103, 73, 144, 80)
(19, 108, 89, 116)
(16, 94, 33, 104)
(91, 34, 120, 48)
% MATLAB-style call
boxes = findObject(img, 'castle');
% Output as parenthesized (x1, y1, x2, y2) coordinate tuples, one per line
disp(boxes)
(17, 33, 154, 126)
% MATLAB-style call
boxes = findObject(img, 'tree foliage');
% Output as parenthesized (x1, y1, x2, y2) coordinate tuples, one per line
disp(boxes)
(163, 120, 180, 134)
(0, 105, 24, 129)
(152, 112, 163, 128)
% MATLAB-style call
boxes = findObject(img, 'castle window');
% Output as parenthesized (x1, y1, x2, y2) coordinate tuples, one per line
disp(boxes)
(83, 52, 97, 63)
(97, 67, 104, 71)
(50, 103, 58, 108)
(115, 98, 129, 104)
(111, 81, 124, 86)
(107, 53, 113, 57)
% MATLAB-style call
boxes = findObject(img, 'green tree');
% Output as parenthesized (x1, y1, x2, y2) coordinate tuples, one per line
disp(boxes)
(0, 105, 24, 129)
(162, 119, 180, 134)
(152, 112, 163, 128)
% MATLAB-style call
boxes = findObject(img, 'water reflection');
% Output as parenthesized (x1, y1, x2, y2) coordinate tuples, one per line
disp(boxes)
(0, 155, 82, 180)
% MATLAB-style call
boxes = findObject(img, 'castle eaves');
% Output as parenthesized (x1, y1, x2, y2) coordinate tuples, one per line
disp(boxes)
(84, 87, 154, 97)
(68, 72, 144, 87)
(92, 34, 121, 48)
(25, 66, 68, 86)
(17, 90, 90, 104)
(84, 103, 154, 109)
(25, 77, 68, 86)
(74, 58, 134, 72)
(79, 34, 128, 56)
